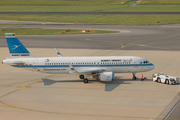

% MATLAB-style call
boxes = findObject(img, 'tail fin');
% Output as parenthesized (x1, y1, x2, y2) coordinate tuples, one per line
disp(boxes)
(5, 33, 35, 58)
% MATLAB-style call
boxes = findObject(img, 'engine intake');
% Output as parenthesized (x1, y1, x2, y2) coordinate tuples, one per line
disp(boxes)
(99, 72, 114, 81)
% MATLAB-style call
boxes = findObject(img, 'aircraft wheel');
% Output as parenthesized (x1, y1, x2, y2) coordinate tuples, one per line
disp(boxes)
(83, 79, 88, 83)
(79, 75, 84, 79)
(132, 73, 136, 80)
(166, 80, 169, 85)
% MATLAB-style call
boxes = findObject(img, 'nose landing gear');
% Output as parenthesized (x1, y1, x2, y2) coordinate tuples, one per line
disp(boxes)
(132, 73, 137, 80)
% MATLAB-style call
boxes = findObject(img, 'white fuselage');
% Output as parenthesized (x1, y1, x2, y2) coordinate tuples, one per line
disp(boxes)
(3, 56, 155, 74)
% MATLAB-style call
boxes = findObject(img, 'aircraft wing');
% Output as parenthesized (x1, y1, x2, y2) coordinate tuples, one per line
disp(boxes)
(78, 68, 106, 73)
(68, 63, 105, 74)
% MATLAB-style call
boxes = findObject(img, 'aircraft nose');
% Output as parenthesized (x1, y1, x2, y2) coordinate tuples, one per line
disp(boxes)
(151, 64, 155, 70)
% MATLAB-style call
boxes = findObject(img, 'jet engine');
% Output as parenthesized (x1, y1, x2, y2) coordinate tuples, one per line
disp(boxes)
(99, 72, 114, 81)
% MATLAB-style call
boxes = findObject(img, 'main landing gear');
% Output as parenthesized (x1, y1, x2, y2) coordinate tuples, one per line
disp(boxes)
(79, 75, 84, 79)
(132, 73, 137, 80)
(79, 75, 88, 83)
(83, 78, 88, 83)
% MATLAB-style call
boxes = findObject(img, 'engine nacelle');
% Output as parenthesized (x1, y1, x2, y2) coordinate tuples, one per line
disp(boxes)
(99, 72, 114, 81)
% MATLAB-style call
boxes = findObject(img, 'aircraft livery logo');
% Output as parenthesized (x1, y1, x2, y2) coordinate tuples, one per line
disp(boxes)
(12, 45, 20, 49)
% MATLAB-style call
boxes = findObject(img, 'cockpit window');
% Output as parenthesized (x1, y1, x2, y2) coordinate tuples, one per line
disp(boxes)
(143, 61, 149, 64)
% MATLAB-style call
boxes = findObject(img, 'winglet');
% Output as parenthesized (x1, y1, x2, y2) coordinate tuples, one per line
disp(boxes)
(54, 48, 63, 57)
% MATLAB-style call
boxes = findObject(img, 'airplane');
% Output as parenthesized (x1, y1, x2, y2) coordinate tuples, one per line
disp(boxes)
(2, 33, 155, 83)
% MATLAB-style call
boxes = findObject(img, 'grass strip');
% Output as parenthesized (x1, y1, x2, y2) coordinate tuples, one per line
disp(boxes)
(0, 5, 180, 12)
(0, 0, 127, 5)
(1, 0, 180, 5)
(0, 28, 119, 36)
(0, 23, 25, 25)
(0, 14, 180, 25)
(139, 0, 180, 5)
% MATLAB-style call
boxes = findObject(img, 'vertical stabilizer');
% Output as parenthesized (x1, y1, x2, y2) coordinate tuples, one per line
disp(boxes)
(5, 33, 35, 58)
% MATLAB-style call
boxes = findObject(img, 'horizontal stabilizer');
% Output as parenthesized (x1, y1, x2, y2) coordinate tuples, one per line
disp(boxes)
(3, 59, 24, 65)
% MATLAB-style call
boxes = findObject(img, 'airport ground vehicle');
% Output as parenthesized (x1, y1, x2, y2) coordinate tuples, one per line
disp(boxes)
(152, 73, 179, 85)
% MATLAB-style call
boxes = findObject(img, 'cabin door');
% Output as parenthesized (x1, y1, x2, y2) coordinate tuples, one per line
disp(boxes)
(134, 59, 139, 68)
(33, 59, 38, 71)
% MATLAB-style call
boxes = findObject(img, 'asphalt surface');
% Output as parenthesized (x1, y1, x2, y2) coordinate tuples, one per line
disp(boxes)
(165, 93, 180, 120)
(0, 24, 180, 51)
(157, 92, 180, 120)
(0, 22, 180, 119)
(1, 11, 180, 14)
(167, 103, 180, 120)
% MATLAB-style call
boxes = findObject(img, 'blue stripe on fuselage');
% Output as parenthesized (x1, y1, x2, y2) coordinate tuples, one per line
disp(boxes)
(12, 63, 154, 68)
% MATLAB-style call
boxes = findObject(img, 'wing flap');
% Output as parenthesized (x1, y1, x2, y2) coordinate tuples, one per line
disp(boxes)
(68, 63, 106, 74)
(78, 68, 106, 73)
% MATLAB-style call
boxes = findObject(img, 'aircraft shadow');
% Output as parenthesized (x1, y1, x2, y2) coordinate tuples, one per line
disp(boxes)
(41, 76, 134, 92)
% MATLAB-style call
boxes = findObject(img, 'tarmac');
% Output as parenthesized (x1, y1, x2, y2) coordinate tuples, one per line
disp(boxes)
(1, 47, 180, 120)
(0, 21, 180, 119)
(1, 23, 180, 51)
